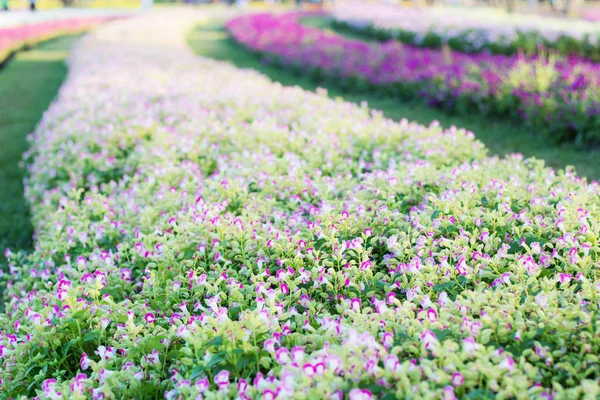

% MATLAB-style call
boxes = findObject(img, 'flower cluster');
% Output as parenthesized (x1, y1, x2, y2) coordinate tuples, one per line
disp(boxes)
(227, 12, 600, 144)
(1, 9, 600, 400)
(331, 2, 600, 60)
(0, 17, 115, 65)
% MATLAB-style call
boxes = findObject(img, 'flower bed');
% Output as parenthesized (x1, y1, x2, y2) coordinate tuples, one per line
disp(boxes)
(0, 17, 116, 66)
(331, 3, 600, 60)
(1, 9, 600, 400)
(227, 12, 600, 145)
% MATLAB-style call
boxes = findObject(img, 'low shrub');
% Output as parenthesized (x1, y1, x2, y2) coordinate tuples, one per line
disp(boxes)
(0, 18, 115, 67)
(227, 12, 600, 145)
(1, 12, 599, 400)
(331, 3, 600, 61)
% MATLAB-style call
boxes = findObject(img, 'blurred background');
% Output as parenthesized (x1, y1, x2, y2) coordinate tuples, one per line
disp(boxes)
(0, 0, 599, 18)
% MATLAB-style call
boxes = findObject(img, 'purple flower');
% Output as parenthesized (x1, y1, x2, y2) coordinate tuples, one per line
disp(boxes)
(427, 308, 438, 322)
(214, 370, 230, 391)
(350, 297, 362, 312)
(144, 313, 155, 324)
(348, 388, 373, 400)
(451, 372, 464, 386)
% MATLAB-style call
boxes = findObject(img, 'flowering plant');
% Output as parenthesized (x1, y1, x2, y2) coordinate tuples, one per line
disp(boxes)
(0, 18, 115, 66)
(332, 2, 600, 60)
(1, 10, 599, 400)
(227, 12, 600, 145)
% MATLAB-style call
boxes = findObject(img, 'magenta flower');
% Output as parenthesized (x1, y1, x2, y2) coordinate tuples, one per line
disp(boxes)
(500, 355, 516, 370)
(427, 308, 438, 322)
(558, 273, 572, 284)
(384, 354, 400, 372)
(382, 332, 393, 348)
(451, 372, 464, 386)
(263, 389, 278, 400)
(144, 313, 155, 324)
(196, 378, 209, 393)
(42, 379, 60, 398)
(80, 353, 91, 370)
(350, 297, 362, 312)
(275, 347, 290, 364)
(442, 385, 457, 400)
(302, 362, 325, 377)
(214, 370, 230, 391)
(348, 388, 373, 400)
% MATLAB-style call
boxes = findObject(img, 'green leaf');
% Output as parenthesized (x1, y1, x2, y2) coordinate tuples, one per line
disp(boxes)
(205, 336, 224, 348)
(206, 353, 226, 370)
(61, 338, 78, 357)
(189, 365, 205, 381)
(82, 330, 101, 344)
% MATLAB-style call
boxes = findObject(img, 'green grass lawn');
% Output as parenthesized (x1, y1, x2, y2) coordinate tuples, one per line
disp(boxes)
(0, 35, 80, 254)
(187, 19, 600, 181)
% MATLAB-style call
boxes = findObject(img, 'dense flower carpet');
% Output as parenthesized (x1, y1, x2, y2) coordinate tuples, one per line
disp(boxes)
(0, 8, 599, 400)
(331, 2, 600, 59)
(227, 12, 600, 145)
(0, 16, 118, 65)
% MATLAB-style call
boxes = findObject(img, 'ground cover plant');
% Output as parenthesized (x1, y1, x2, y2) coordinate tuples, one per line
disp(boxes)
(188, 18, 600, 181)
(227, 12, 600, 145)
(331, 2, 600, 60)
(1, 9, 599, 400)
(0, 17, 114, 66)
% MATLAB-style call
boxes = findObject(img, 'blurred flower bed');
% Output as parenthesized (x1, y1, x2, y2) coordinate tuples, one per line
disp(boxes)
(332, 3, 600, 60)
(2, 9, 600, 400)
(227, 12, 600, 145)
(0, 17, 116, 66)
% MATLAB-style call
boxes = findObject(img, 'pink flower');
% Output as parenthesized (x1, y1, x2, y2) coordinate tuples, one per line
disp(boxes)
(350, 297, 361, 312)
(264, 339, 277, 352)
(80, 353, 92, 370)
(451, 372, 464, 386)
(420, 329, 437, 350)
(238, 379, 248, 394)
(42, 378, 62, 399)
(520, 255, 539, 275)
(479, 231, 489, 242)
(214, 370, 230, 391)
(500, 355, 515, 370)
(275, 347, 290, 364)
(558, 273, 572, 284)
(426, 308, 438, 322)
(386, 292, 396, 304)
(382, 332, 393, 348)
(196, 378, 209, 393)
(384, 355, 400, 372)
(144, 313, 155, 323)
(535, 293, 548, 308)
(291, 346, 304, 362)
(302, 362, 325, 378)
(462, 337, 479, 354)
(348, 388, 373, 400)
(442, 385, 457, 400)
(360, 260, 373, 270)
(76, 255, 87, 267)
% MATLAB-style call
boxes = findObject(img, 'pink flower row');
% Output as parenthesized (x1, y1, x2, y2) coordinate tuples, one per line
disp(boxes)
(0, 17, 116, 64)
